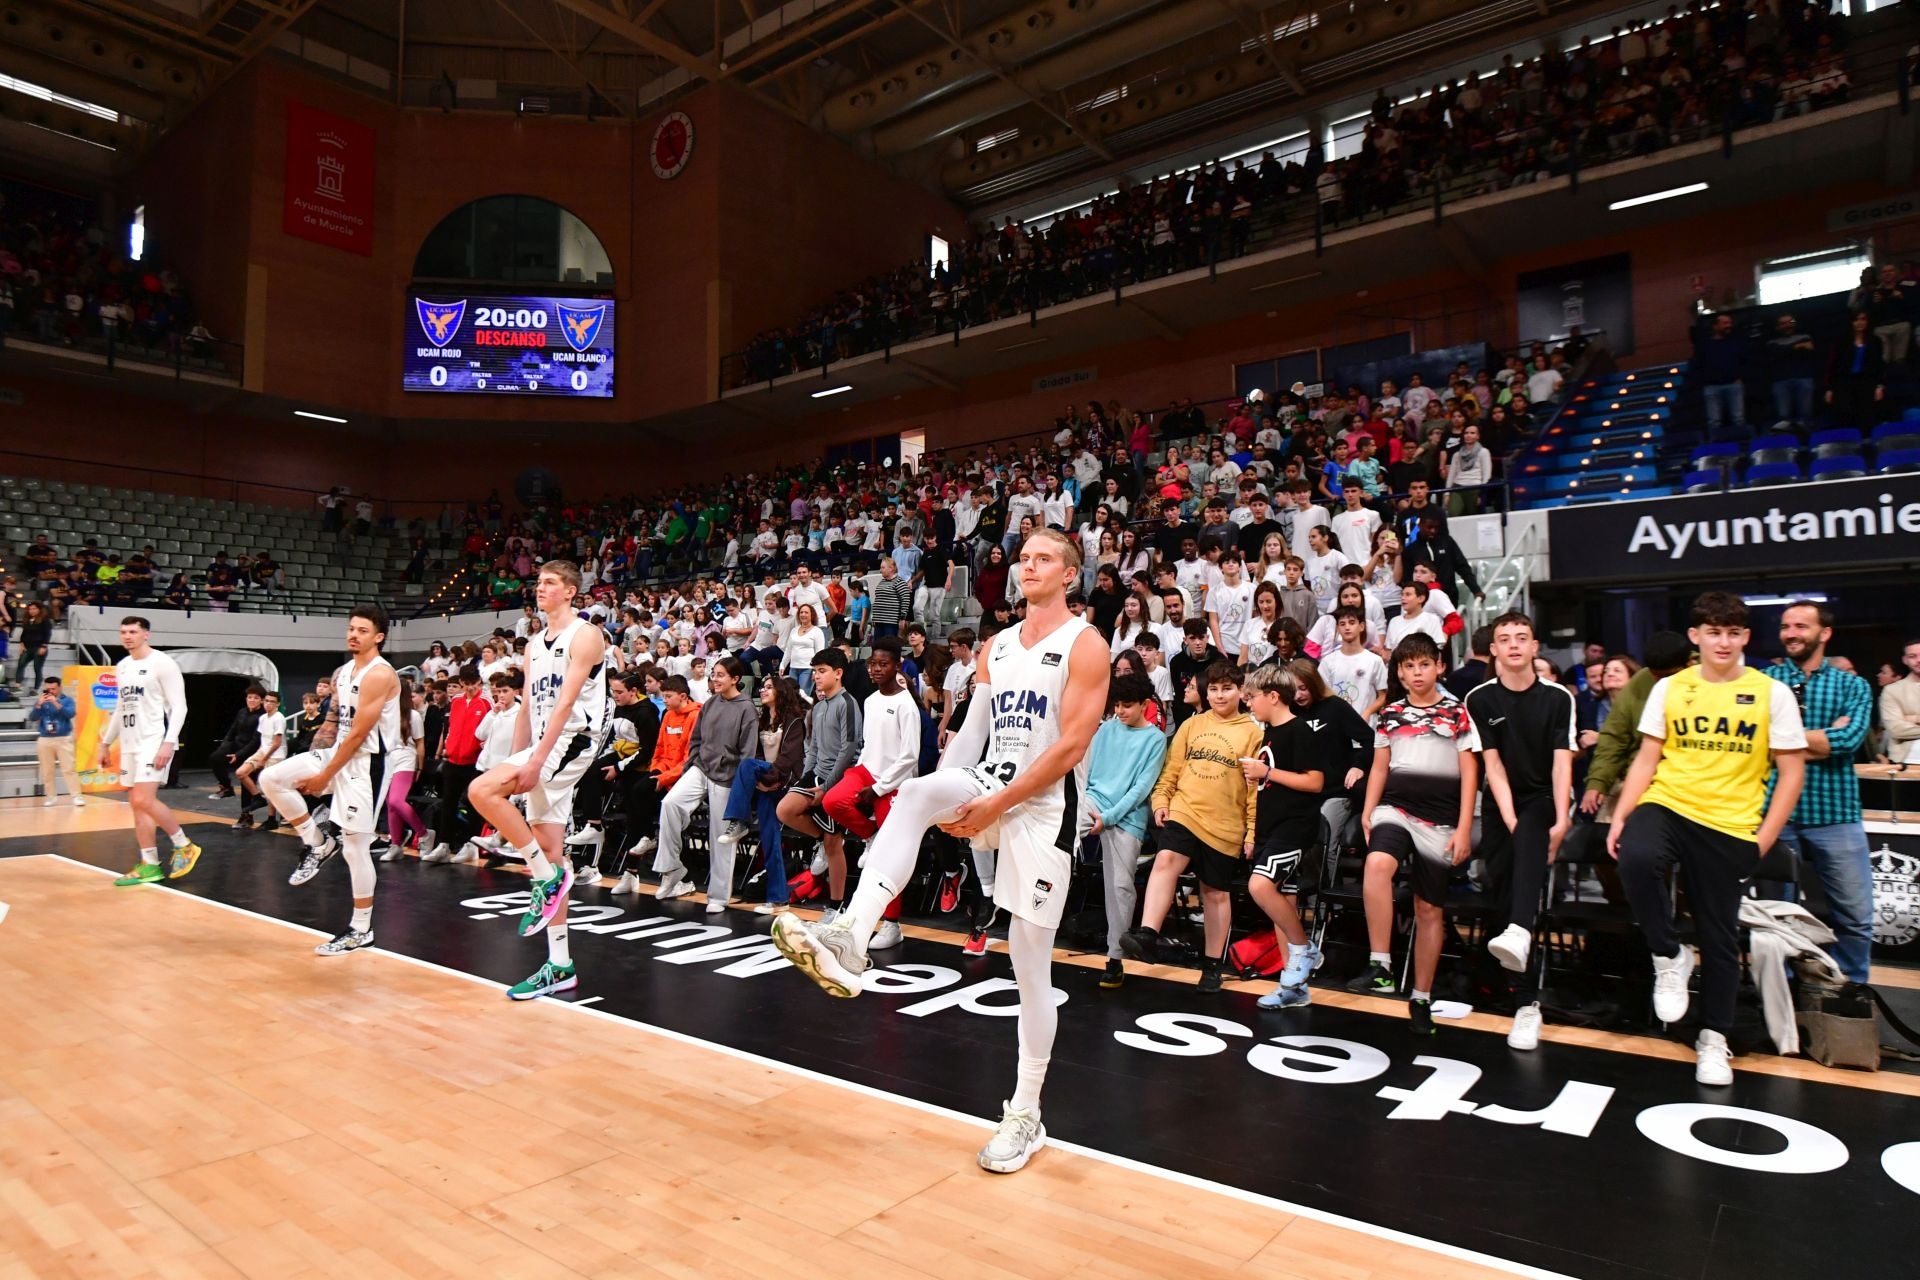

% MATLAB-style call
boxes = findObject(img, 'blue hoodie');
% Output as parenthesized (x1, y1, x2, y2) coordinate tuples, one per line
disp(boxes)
(1084, 716, 1169, 841)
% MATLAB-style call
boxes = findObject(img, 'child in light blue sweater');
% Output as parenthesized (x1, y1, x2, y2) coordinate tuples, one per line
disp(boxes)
(1084, 670, 1170, 989)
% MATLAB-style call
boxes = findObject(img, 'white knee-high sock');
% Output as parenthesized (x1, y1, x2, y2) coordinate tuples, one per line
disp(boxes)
(844, 772, 975, 940)
(1007, 916, 1059, 1114)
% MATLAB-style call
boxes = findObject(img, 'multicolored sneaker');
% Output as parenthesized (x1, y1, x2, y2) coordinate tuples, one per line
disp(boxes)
(115, 862, 164, 887)
(289, 837, 339, 887)
(518, 863, 575, 936)
(166, 841, 203, 880)
(770, 913, 868, 998)
(507, 961, 578, 1000)
(315, 929, 374, 956)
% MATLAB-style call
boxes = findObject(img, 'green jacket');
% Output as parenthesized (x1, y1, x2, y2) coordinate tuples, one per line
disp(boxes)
(1585, 667, 1657, 797)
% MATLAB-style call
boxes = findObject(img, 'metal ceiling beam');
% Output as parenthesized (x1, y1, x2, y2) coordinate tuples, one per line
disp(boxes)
(1216, 0, 1306, 96)
(547, 0, 726, 82)
(884, 0, 1114, 162)
(720, 0, 885, 78)
(742, 0, 927, 87)
(490, 0, 629, 113)
(41, 0, 235, 64)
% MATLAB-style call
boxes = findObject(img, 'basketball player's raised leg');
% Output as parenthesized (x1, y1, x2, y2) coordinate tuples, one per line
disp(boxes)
(260, 751, 340, 884)
(469, 762, 577, 999)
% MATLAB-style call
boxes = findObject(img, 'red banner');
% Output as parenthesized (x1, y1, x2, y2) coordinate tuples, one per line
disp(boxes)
(282, 100, 374, 256)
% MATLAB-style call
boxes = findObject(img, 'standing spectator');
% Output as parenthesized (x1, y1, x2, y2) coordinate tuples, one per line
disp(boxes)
(1240, 664, 1328, 1009)
(1825, 310, 1885, 428)
(14, 601, 51, 687)
(1765, 604, 1875, 984)
(867, 557, 913, 639)
(1084, 671, 1169, 990)
(1444, 424, 1490, 516)
(1608, 592, 1806, 1086)
(34, 675, 84, 806)
(423, 667, 487, 862)
(1692, 313, 1749, 441)
(1885, 638, 1920, 764)
(1765, 312, 1820, 428)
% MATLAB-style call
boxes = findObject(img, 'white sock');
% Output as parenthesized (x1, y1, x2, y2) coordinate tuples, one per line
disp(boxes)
(525, 847, 555, 880)
(167, 828, 190, 849)
(1411, 988, 1431, 1003)
(350, 905, 372, 932)
(1008, 917, 1058, 1116)
(293, 819, 324, 849)
(140, 846, 160, 865)
(548, 926, 571, 966)
(1369, 951, 1391, 966)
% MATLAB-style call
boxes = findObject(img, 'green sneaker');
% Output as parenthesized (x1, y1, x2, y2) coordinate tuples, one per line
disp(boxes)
(115, 862, 164, 887)
(507, 961, 578, 1001)
(517, 863, 575, 936)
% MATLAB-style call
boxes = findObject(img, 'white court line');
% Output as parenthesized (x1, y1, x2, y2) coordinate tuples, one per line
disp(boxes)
(38, 853, 1570, 1280)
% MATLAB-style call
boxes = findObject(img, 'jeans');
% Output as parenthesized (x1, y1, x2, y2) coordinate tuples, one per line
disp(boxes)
(1771, 821, 1875, 983)
(15, 649, 46, 686)
(1771, 376, 1815, 425)
(1701, 382, 1747, 440)
(722, 757, 790, 903)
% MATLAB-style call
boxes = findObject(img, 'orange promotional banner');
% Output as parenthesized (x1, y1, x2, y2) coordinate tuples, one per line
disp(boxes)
(64, 664, 122, 793)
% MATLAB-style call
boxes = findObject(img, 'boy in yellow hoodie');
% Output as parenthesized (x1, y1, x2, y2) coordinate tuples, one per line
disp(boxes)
(1121, 660, 1264, 991)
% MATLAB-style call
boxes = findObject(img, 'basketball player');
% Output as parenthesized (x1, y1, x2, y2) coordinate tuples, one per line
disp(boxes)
(258, 606, 399, 955)
(773, 529, 1107, 1173)
(98, 616, 203, 886)
(467, 561, 609, 1000)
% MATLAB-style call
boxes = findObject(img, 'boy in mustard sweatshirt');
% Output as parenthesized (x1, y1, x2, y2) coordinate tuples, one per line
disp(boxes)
(1121, 660, 1264, 991)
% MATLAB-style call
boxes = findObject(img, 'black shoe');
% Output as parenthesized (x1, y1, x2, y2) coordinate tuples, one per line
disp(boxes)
(1197, 964, 1224, 994)
(1118, 926, 1159, 962)
(1409, 998, 1436, 1036)
(260, 815, 281, 832)
(233, 813, 255, 831)
(1099, 958, 1125, 990)
(1345, 962, 1396, 995)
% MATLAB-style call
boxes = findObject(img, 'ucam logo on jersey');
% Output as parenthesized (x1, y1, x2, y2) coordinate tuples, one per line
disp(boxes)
(1546, 474, 1920, 583)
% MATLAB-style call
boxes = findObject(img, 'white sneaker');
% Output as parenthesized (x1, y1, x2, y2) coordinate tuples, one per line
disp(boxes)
(1488, 924, 1531, 973)
(73, 795, 85, 807)
(810, 850, 829, 876)
(43, 796, 57, 807)
(754, 901, 786, 915)
(819, 907, 840, 926)
(977, 1101, 1047, 1174)
(378, 844, 403, 862)
(1652, 947, 1695, 1024)
(630, 835, 658, 858)
(473, 832, 504, 851)
(705, 899, 729, 915)
(1694, 1030, 1733, 1086)
(451, 844, 481, 864)
(611, 871, 641, 895)
(769, 913, 868, 998)
(871, 919, 904, 950)
(565, 826, 603, 848)
(656, 869, 696, 901)
(576, 863, 600, 884)
(1508, 1002, 1543, 1052)
(420, 843, 453, 863)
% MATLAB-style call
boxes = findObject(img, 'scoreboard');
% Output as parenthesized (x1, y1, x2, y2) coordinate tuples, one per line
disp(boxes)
(403, 293, 615, 398)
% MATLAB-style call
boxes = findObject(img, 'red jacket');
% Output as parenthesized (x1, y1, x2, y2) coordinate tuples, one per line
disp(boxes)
(443, 692, 487, 766)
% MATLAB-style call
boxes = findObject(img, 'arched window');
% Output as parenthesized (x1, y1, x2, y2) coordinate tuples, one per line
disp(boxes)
(412, 195, 613, 286)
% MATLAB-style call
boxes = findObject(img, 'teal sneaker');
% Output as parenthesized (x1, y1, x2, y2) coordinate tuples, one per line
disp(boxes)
(507, 961, 578, 1001)
(517, 863, 575, 936)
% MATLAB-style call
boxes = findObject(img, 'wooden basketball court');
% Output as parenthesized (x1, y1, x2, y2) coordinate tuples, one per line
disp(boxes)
(0, 799, 1518, 1280)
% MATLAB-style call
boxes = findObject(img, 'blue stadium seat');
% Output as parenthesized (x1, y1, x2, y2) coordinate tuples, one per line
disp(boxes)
(1809, 428, 1863, 459)
(1872, 422, 1920, 453)
(1682, 469, 1726, 494)
(1746, 461, 1803, 486)
(1689, 442, 1742, 476)
(1903, 406, 1920, 422)
(1747, 434, 1800, 466)
(1879, 448, 1920, 475)
(1810, 455, 1865, 482)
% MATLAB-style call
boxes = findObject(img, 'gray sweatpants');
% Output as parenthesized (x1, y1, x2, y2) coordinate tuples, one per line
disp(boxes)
(1099, 827, 1143, 959)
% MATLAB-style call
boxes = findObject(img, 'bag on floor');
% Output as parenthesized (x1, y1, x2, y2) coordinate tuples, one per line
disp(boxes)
(1795, 981, 1920, 1071)
(786, 868, 826, 902)
(1228, 929, 1285, 978)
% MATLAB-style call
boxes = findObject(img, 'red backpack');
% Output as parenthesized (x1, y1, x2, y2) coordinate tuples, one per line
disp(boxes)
(785, 868, 827, 902)
(1227, 929, 1286, 978)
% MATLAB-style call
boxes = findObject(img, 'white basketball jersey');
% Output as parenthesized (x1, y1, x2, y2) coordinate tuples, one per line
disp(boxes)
(114, 649, 183, 743)
(526, 616, 608, 742)
(332, 655, 399, 760)
(982, 615, 1092, 843)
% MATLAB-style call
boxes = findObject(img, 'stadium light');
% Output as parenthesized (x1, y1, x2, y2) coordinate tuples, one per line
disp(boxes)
(811, 385, 852, 399)
(1609, 182, 1708, 211)
(295, 410, 349, 423)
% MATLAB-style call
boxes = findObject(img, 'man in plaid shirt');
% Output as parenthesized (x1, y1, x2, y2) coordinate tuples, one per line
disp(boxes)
(1764, 602, 1875, 983)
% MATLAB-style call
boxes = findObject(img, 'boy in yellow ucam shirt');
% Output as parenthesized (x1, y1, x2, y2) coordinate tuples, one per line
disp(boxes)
(1120, 660, 1264, 991)
(1609, 590, 1805, 1088)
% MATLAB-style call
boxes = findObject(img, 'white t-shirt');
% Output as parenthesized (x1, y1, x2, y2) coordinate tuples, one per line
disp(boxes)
(1329, 507, 1383, 563)
(1527, 368, 1564, 403)
(687, 676, 711, 704)
(1288, 503, 1330, 561)
(943, 658, 976, 701)
(256, 710, 288, 764)
(1207, 580, 1255, 657)
(1303, 550, 1350, 613)
(1306, 612, 1382, 657)
(1318, 647, 1389, 722)
(1385, 609, 1446, 651)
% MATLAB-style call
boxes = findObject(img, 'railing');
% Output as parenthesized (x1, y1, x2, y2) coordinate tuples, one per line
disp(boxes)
(720, 9, 1916, 393)
(0, 321, 244, 383)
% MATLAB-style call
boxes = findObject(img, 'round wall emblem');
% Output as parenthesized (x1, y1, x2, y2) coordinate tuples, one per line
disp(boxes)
(651, 111, 693, 180)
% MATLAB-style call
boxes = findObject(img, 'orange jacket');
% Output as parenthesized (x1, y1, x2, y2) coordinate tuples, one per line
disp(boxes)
(650, 702, 702, 788)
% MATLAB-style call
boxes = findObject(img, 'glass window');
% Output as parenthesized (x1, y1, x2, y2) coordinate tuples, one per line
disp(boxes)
(412, 195, 613, 286)
(1756, 246, 1869, 305)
